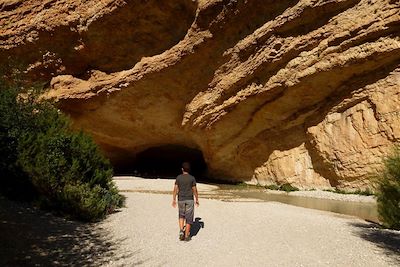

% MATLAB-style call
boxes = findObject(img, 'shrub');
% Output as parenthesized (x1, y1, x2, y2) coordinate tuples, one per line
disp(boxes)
(353, 188, 374, 196)
(376, 146, 400, 230)
(236, 182, 249, 187)
(279, 183, 299, 192)
(323, 188, 374, 196)
(0, 85, 36, 199)
(264, 183, 299, 192)
(0, 83, 125, 221)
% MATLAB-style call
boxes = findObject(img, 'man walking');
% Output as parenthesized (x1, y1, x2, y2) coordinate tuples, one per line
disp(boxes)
(172, 162, 199, 241)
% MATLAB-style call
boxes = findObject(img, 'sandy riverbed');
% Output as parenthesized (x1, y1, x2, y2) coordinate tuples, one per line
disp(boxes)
(1, 177, 399, 266)
(98, 177, 399, 266)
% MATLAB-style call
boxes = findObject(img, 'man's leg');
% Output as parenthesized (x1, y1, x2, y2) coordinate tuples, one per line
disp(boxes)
(184, 200, 194, 240)
(178, 201, 186, 240)
(185, 222, 191, 238)
(179, 218, 185, 230)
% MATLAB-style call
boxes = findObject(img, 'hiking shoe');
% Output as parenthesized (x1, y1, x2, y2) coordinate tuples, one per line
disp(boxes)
(179, 230, 185, 241)
(184, 236, 191, 242)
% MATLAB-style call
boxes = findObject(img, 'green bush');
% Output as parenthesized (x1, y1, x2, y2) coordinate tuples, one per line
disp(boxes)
(279, 183, 299, 192)
(0, 86, 36, 199)
(376, 146, 400, 230)
(0, 83, 124, 221)
(353, 188, 374, 196)
(323, 188, 374, 196)
(264, 183, 299, 192)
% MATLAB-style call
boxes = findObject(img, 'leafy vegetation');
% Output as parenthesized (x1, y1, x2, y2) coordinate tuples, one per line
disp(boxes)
(235, 182, 263, 189)
(0, 82, 124, 221)
(376, 145, 400, 230)
(265, 183, 299, 192)
(323, 188, 374, 196)
(279, 183, 299, 192)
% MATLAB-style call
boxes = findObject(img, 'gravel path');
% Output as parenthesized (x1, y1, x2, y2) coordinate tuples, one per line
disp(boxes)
(98, 177, 399, 266)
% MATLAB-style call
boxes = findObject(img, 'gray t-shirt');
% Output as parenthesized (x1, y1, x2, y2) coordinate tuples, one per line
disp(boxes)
(175, 174, 196, 201)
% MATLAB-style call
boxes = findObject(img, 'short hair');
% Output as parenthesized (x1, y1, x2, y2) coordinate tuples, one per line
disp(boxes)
(182, 162, 191, 173)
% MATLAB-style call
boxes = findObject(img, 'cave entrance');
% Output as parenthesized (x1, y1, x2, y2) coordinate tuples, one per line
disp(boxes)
(117, 145, 207, 179)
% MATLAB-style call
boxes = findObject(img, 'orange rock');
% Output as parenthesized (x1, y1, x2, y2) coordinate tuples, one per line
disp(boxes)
(1, 0, 400, 189)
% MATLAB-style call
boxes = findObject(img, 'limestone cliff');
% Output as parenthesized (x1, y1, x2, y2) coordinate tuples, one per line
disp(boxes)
(1, 0, 399, 189)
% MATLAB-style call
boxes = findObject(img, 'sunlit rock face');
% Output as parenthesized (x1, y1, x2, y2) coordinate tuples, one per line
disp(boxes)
(1, 0, 399, 189)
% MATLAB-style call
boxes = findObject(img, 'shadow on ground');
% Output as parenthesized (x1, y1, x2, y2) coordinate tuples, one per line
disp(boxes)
(0, 196, 140, 266)
(350, 222, 400, 264)
(190, 217, 204, 237)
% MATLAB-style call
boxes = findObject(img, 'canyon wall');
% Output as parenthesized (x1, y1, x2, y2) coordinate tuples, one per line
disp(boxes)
(1, 0, 399, 189)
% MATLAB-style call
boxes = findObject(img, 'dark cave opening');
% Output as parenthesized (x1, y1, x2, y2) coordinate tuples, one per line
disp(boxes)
(114, 145, 208, 179)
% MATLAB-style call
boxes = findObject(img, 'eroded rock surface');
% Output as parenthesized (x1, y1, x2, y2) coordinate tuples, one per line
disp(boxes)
(1, 0, 399, 189)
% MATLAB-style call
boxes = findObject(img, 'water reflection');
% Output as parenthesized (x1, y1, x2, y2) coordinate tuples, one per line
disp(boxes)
(234, 191, 379, 223)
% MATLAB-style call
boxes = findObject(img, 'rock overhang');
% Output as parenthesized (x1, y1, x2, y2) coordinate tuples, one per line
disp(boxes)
(1, 0, 400, 189)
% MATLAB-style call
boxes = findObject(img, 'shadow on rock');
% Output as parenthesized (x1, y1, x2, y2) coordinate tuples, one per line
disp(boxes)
(349, 222, 400, 264)
(0, 196, 139, 266)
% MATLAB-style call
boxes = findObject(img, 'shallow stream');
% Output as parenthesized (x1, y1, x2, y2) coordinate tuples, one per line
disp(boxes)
(199, 183, 379, 223)
(231, 191, 379, 223)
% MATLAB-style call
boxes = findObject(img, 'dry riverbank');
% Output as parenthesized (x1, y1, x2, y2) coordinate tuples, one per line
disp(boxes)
(100, 177, 399, 266)
(1, 177, 399, 266)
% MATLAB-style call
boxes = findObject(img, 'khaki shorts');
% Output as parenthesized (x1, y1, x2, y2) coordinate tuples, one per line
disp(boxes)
(178, 200, 194, 224)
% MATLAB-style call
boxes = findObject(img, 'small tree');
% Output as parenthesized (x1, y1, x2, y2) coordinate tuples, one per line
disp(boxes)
(376, 145, 400, 230)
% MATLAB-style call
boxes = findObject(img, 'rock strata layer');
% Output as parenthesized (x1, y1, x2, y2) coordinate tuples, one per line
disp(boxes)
(1, 0, 400, 189)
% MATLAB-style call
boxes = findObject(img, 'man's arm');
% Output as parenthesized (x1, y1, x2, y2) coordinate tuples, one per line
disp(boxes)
(172, 184, 178, 208)
(192, 186, 199, 207)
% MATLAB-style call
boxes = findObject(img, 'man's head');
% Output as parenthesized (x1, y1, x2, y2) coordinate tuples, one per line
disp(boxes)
(182, 162, 191, 173)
